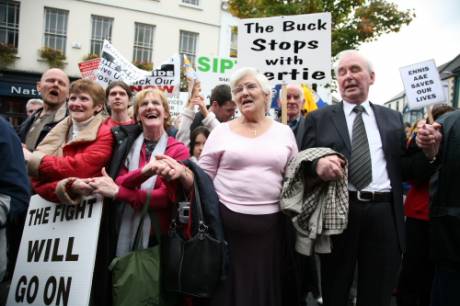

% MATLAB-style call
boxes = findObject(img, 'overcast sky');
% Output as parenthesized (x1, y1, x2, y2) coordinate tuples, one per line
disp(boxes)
(353, 0, 460, 104)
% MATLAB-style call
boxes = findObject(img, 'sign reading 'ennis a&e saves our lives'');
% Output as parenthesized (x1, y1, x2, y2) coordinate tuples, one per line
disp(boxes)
(237, 13, 331, 85)
(7, 195, 102, 306)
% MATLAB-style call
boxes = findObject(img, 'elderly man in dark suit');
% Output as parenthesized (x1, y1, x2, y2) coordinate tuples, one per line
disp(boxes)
(299, 50, 440, 306)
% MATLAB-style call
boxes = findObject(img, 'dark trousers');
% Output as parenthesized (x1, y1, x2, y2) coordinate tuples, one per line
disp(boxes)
(430, 265, 460, 306)
(320, 200, 401, 306)
(397, 218, 433, 306)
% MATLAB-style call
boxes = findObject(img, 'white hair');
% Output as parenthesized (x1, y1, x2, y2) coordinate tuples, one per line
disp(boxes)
(229, 67, 272, 103)
(334, 49, 374, 76)
(26, 98, 44, 108)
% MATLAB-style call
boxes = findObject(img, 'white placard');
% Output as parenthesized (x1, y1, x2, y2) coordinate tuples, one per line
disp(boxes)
(196, 55, 237, 101)
(129, 54, 181, 98)
(95, 40, 181, 97)
(95, 40, 149, 87)
(399, 59, 446, 110)
(237, 13, 331, 85)
(7, 195, 103, 306)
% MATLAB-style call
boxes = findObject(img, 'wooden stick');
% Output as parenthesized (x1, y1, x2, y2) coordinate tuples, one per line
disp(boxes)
(427, 104, 434, 124)
(281, 83, 287, 124)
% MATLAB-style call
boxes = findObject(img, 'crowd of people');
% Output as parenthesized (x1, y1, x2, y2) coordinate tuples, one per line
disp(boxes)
(0, 48, 458, 306)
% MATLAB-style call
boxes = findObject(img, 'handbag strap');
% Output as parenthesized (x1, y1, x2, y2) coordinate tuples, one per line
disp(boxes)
(192, 179, 208, 233)
(132, 192, 161, 251)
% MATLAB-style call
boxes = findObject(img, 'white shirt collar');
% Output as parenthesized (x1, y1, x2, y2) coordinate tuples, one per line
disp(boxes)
(343, 100, 371, 116)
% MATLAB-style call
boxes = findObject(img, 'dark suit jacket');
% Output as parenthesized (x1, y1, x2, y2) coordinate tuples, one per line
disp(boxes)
(300, 102, 436, 251)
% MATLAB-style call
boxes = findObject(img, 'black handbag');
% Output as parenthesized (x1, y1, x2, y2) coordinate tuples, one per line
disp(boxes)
(161, 180, 225, 298)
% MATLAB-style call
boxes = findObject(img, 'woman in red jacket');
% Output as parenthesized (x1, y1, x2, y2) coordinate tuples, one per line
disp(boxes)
(23, 79, 113, 204)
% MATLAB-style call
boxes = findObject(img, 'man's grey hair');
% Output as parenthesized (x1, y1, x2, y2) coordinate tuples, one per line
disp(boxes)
(26, 98, 44, 109)
(334, 50, 375, 76)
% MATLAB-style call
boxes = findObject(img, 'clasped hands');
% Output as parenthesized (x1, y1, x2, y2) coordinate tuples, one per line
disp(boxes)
(415, 122, 442, 160)
(79, 154, 187, 199)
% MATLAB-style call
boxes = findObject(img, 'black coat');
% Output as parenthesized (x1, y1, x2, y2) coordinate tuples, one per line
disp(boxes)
(430, 110, 460, 268)
(300, 102, 437, 251)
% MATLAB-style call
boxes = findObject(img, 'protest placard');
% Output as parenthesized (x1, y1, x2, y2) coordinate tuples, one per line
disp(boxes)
(399, 59, 446, 110)
(93, 40, 181, 97)
(237, 13, 331, 85)
(95, 40, 149, 87)
(7, 195, 103, 306)
(130, 54, 181, 98)
(196, 55, 237, 101)
(78, 58, 101, 81)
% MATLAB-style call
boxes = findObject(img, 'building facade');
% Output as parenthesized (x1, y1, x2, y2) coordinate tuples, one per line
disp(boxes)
(0, 0, 223, 125)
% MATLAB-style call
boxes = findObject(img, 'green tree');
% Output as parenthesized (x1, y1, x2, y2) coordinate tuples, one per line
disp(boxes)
(228, 0, 415, 56)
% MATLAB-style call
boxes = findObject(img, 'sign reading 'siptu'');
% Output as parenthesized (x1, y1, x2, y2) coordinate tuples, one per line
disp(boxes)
(237, 13, 331, 85)
(7, 195, 102, 306)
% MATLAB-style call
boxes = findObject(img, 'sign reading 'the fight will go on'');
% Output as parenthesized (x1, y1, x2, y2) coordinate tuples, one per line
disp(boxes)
(7, 195, 102, 306)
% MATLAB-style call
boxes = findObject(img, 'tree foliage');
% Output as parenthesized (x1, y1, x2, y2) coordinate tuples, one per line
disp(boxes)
(228, 0, 415, 56)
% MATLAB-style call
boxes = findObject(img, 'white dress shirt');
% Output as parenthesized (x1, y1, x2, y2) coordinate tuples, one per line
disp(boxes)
(343, 100, 391, 192)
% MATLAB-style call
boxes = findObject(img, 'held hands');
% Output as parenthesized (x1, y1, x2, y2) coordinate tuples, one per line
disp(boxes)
(70, 178, 95, 197)
(316, 155, 346, 181)
(416, 122, 442, 160)
(86, 167, 119, 199)
(142, 155, 187, 181)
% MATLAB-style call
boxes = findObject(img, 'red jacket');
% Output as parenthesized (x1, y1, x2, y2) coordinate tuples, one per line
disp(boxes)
(404, 181, 430, 221)
(30, 114, 114, 203)
(115, 136, 190, 234)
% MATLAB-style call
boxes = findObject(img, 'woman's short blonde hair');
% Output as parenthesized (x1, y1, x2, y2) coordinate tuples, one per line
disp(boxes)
(133, 89, 172, 129)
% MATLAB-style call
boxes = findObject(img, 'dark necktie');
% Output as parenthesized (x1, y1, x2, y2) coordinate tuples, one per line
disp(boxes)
(349, 105, 372, 190)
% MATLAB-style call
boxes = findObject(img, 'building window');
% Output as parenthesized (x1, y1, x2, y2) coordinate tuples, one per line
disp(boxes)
(133, 22, 154, 64)
(0, 1, 20, 48)
(179, 30, 198, 65)
(230, 26, 237, 58)
(90, 15, 113, 56)
(182, 0, 200, 6)
(43, 7, 68, 53)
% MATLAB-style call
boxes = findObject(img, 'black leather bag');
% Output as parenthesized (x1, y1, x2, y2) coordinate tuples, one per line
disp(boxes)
(161, 180, 225, 298)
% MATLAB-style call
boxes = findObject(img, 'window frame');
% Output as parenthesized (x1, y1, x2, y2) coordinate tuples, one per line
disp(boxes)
(181, 0, 200, 6)
(43, 7, 69, 54)
(90, 15, 113, 56)
(133, 22, 155, 64)
(0, 0, 20, 49)
(179, 30, 199, 66)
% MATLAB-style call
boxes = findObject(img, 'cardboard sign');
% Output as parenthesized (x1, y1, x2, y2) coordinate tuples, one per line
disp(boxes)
(130, 54, 181, 97)
(7, 195, 103, 306)
(237, 13, 331, 85)
(196, 56, 237, 101)
(78, 58, 101, 81)
(399, 59, 446, 110)
(168, 92, 188, 118)
(95, 40, 149, 87)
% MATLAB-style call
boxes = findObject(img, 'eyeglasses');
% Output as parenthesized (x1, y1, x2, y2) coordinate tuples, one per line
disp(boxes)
(232, 82, 259, 95)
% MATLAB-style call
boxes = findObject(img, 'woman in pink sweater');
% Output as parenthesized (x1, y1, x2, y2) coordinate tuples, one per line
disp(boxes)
(156, 67, 298, 306)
